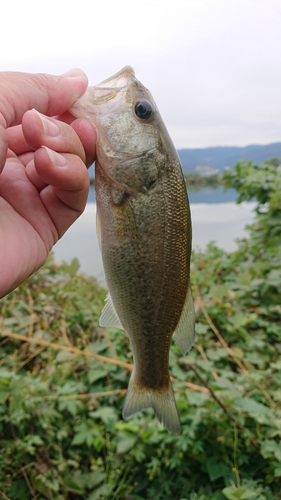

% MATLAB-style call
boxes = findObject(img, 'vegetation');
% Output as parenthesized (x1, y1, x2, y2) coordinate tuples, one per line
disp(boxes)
(185, 173, 223, 189)
(0, 158, 280, 499)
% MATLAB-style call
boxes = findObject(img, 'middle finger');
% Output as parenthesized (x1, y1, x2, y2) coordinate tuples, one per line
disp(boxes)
(22, 109, 87, 162)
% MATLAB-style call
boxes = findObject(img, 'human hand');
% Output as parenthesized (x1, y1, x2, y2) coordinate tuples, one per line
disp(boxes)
(0, 69, 97, 297)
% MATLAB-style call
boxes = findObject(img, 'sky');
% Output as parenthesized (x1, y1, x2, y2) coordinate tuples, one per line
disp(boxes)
(1, 0, 281, 149)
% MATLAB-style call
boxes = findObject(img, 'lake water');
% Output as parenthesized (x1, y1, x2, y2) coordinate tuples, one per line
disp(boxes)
(53, 187, 256, 282)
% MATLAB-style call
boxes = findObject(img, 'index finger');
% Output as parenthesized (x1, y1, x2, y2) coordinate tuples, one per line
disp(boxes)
(0, 69, 88, 173)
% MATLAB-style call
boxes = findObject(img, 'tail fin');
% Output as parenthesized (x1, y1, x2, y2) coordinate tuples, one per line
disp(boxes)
(122, 372, 181, 433)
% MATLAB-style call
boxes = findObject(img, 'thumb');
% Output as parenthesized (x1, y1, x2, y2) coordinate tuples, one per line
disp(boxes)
(0, 69, 88, 128)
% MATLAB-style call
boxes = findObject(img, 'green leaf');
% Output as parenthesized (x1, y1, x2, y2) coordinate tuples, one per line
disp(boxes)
(273, 462, 281, 478)
(233, 397, 273, 423)
(222, 486, 256, 499)
(89, 406, 117, 425)
(210, 284, 229, 299)
(88, 367, 108, 383)
(56, 350, 75, 362)
(61, 257, 80, 276)
(261, 440, 281, 461)
(0, 369, 14, 379)
(116, 432, 137, 454)
(58, 381, 81, 395)
(206, 456, 230, 481)
(0, 386, 9, 404)
(206, 347, 229, 361)
(58, 398, 83, 416)
(64, 472, 85, 493)
(88, 484, 114, 500)
(195, 323, 210, 335)
(72, 422, 96, 447)
(229, 312, 247, 329)
(87, 469, 106, 488)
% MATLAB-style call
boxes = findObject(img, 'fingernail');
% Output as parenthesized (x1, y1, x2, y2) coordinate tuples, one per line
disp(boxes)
(33, 109, 60, 137)
(61, 69, 88, 100)
(62, 68, 87, 79)
(42, 146, 68, 167)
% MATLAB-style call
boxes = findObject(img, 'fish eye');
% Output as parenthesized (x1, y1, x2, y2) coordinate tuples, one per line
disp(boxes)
(134, 100, 153, 120)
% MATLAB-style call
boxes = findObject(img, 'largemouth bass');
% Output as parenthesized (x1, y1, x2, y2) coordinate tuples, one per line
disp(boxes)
(71, 67, 195, 433)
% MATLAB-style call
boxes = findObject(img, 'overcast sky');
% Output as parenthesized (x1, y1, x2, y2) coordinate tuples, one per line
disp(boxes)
(1, 0, 281, 149)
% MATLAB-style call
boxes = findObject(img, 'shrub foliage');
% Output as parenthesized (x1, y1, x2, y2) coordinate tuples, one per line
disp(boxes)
(0, 159, 281, 499)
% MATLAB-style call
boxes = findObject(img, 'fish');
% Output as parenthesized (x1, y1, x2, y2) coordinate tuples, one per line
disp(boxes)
(70, 66, 195, 433)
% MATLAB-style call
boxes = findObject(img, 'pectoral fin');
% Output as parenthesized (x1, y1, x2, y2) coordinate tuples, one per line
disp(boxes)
(99, 293, 123, 329)
(173, 284, 195, 356)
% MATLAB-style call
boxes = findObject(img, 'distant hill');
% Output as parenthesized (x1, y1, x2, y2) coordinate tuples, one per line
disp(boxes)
(178, 142, 281, 174)
(88, 142, 281, 177)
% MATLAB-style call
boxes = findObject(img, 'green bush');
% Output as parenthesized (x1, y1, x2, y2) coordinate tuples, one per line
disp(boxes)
(0, 158, 280, 499)
(185, 173, 223, 190)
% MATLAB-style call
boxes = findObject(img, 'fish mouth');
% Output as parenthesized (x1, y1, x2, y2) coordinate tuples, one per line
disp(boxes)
(71, 66, 136, 112)
(95, 66, 135, 90)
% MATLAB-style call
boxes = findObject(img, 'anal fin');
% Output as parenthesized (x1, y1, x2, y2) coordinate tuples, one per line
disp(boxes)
(173, 284, 195, 356)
